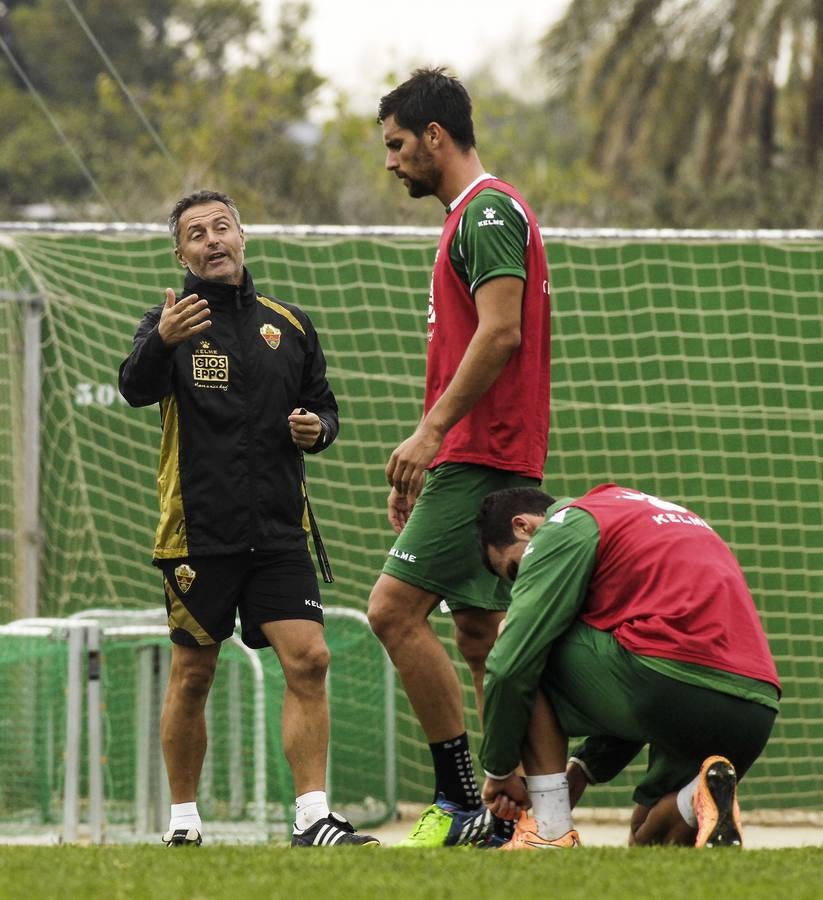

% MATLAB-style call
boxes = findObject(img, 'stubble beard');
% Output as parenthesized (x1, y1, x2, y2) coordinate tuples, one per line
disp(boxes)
(404, 147, 440, 199)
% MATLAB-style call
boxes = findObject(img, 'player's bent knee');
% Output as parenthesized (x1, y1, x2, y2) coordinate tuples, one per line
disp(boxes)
(366, 591, 386, 637)
(453, 611, 502, 669)
(367, 604, 401, 645)
(368, 575, 433, 644)
(454, 629, 494, 670)
(367, 585, 407, 642)
(627, 803, 652, 845)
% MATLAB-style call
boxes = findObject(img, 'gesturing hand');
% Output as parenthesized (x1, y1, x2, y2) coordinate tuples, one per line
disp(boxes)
(158, 288, 212, 346)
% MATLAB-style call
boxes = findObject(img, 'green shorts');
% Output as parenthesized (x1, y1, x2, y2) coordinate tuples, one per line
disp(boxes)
(381, 462, 539, 611)
(543, 622, 777, 807)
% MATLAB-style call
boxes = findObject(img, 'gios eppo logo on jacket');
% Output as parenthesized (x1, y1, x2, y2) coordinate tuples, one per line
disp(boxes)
(192, 340, 229, 390)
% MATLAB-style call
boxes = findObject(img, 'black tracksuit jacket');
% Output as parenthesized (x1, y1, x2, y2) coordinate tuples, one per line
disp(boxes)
(118, 267, 338, 562)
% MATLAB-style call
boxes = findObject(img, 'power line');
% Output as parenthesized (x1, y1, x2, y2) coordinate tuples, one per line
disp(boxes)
(62, 0, 186, 182)
(0, 33, 122, 219)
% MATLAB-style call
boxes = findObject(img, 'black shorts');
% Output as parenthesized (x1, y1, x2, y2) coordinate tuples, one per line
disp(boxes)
(159, 548, 323, 650)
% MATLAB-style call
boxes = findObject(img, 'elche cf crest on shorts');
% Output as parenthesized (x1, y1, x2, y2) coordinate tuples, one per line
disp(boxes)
(174, 563, 196, 593)
(260, 323, 281, 349)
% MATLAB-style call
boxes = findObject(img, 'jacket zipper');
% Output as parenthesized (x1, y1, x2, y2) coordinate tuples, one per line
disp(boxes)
(234, 284, 258, 551)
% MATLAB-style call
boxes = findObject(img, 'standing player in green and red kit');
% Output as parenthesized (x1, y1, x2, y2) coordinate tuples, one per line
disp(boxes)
(368, 67, 551, 847)
(476, 485, 781, 849)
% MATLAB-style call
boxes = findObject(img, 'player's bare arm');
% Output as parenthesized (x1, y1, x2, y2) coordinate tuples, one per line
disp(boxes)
(158, 287, 212, 346)
(385, 275, 524, 497)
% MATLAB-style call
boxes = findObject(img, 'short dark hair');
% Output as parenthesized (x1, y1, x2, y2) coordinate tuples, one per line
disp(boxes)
(476, 487, 556, 573)
(168, 190, 241, 248)
(377, 67, 476, 150)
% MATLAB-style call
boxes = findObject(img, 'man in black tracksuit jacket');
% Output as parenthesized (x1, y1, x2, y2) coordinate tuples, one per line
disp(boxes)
(119, 244, 337, 566)
(118, 189, 378, 849)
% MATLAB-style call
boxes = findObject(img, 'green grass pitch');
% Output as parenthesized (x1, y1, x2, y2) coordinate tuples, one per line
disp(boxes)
(0, 845, 821, 899)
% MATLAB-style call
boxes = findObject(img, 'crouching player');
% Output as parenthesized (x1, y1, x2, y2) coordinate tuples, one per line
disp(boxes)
(475, 484, 780, 848)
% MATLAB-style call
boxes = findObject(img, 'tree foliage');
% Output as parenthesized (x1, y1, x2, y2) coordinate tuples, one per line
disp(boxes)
(1, 0, 822, 226)
(0, 0, 325, 220)
(540, 0, 823, 226)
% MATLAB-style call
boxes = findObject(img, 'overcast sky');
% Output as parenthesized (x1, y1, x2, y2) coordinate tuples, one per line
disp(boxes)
(259, 0, 571, 117)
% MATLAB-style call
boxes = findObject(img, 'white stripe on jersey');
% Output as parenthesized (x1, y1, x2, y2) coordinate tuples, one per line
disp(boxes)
(508, 196, 531, 245)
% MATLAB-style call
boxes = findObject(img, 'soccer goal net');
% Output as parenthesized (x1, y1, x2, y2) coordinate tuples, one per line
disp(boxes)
(0, 224, 821, 822)
(0, 607, 393, 843)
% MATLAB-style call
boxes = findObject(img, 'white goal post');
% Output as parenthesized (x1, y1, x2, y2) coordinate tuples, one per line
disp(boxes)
(0, 607, 395, 844)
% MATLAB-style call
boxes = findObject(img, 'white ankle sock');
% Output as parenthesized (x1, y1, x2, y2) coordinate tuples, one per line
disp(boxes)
(526, 773, 573, 839)
(676, 774, 700, 827)
(295, 791, 330, 830)
(169, 801, 201, 832)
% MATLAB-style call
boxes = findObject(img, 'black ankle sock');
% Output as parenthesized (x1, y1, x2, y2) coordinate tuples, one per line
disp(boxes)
(428, 732, 482, 809)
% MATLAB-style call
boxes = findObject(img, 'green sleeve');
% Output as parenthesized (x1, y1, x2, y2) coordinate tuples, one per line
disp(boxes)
(449, 188, 529, 294)
(479, 505, 600, 777)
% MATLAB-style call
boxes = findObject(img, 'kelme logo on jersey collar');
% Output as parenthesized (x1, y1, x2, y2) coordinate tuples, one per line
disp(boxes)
(260, 323, 281, 349)
(174, 564, 196, 594)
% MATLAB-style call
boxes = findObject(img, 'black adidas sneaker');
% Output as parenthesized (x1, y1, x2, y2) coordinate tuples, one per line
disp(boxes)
(162, 827, 202, 847)
(291, 812, 380, 847)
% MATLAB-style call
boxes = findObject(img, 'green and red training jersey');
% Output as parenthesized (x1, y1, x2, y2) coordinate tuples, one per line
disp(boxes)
(425, 175, 550, 479)
(571, 484, 780, 685)
(480, 485, 780, 777)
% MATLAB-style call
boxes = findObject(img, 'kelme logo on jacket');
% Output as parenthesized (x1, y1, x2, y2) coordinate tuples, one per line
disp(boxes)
(192, 339, 229, 390)
(174, 564, 196, 593)
(260, 323, 281, 349)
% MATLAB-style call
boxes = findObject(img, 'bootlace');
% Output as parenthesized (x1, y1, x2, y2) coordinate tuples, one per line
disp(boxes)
(405, 805, 444, 840)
